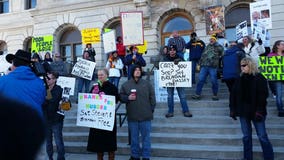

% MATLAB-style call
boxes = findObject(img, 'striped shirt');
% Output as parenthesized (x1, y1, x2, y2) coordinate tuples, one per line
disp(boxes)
(167, 36, 186, 53)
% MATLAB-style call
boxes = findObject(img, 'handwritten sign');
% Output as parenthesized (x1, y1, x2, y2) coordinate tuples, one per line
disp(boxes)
(121, 12, 144, 46)
(154, 70, 180, 102)
(81, 28, 101, 44)
(102, 30, 116, 54)
(259, 56, 284, 80)
(57, 76, 76, 97)
(159, 62, 192, 87)
(31, 35, 53, 53)
(76, 93, 116, 131)
(71, 58, 96, 80)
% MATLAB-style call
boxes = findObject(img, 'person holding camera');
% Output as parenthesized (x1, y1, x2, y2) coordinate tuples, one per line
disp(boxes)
(0, 49, 46, 116)
(230, 57, 274, 160)
(42, 71, 65, 160)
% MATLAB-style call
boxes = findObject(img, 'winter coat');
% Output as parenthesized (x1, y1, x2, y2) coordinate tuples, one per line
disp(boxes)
(200, 42, 224, 68)
(87, 81, 119, 152)
(186, 39, 206, 60)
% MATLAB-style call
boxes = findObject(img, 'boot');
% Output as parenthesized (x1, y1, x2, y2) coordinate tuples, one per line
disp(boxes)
(108, 151, 115, 160)
(97, 152, 104, 160)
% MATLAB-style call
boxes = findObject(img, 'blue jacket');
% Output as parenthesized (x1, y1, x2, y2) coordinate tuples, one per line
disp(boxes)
(186, 39, 205, 60)
(0, 66, 46, 116)
(222, 45, 245, 80)
(124, 53, 146, 79)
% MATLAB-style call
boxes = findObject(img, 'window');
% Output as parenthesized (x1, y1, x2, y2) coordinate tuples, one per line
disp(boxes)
(161, 14, 194, 46)
(0, 0, 9, 14)
(59, 28, 82, 65)
(25, 0, 36, 9)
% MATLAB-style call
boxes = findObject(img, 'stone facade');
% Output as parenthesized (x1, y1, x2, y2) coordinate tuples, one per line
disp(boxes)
(0, 0, 283, 72)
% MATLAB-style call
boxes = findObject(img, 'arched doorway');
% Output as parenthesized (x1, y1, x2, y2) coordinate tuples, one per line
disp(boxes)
(0, 41, 7, 55)
(59, 27, 82, 65)
(160, 11, 194, 46)
(225, 2, 251, 42)
(23, 37, 32, 52)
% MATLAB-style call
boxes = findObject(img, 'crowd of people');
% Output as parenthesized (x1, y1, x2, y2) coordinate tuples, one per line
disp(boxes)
(0, 29, 283, 160)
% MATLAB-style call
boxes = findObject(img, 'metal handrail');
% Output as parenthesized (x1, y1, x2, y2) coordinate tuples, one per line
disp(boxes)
(115, 102, 127, 127)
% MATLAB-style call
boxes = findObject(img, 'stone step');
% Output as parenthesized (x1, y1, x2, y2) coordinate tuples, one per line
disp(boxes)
(62, 142, 284, 160)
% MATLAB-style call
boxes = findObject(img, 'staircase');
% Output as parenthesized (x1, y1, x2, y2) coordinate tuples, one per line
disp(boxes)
(63, 76, 284, 160)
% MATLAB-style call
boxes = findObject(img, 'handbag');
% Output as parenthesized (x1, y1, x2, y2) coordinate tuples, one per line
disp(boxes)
(60, 97, 72, 111)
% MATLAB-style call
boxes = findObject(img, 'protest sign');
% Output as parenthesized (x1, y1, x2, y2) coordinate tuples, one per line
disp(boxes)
(57, 76, 76, 97)
(76, 93, 116, 131)
(31, 35, 53, 53)
(159, 62, 192, 87)
(81, 28, 101, 44)
(136, 40, 147, 54)
(121, 11, 144, 46)
(236, 21, 248, 41)
(259, 56, 284, 80)
(102, 30, 116, 54)
(154, 70, 179, 102)
(205, 5, 225, 35)
(250, 0, 272, 32)
(252, 21, 266, 41)
(71, 58, 96, 80)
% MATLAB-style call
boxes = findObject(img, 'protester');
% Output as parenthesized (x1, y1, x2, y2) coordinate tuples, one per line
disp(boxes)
(87, 69, 119, 160)
(222, 42, 246, 94)
(163, 45, 193, 118)
(192, 34, 224, 100)
(44, 52, 53, 63)
(50, 53, 68, 76)
(0, 95, 45, 160)
(85, 43, 96, 62)
(116, 36, 127, 76)
(42, 71, 65, 160)
(185, 32, 206, 84)
(106, 51, 124, 88)
(230, 57, 274, 160)
(167, 30, 186, 58)
(120, 65, 156, 160)
(77, 51, 92, 94)
(267, 40, 284, 117)
(242, 35, 265, 66)
(124, 46, 146, 79)
(0, 49, 46, 116)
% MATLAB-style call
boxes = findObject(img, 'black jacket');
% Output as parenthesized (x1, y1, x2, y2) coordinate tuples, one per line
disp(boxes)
(231, 73, 268, 119)
(42, 85, 63, 124)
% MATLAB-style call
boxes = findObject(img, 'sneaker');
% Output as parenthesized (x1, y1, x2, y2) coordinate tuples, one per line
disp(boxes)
(192, 94, 201, 100)
(273, 94, 276, 99)
(165, 113, 174, 118)
(183, 111, 193, 117)
(212, 95, 219, 101)
(129, 157, 140, 160)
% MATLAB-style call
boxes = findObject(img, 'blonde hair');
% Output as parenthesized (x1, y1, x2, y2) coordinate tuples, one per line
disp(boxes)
(240, 57, 259, 76)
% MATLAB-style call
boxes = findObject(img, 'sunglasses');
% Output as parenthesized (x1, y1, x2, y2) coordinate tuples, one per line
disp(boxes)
(241, 64, 247, 67)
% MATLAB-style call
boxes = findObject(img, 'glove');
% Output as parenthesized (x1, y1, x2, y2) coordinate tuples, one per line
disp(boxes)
(230, 112, 237, 120)
(174, 59, 179, 65)
(254, 112, 264, 122)
(258, 38, 263, 45)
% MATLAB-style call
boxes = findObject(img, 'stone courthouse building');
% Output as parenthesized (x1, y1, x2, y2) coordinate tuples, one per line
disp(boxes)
(0, 0, 283, 72)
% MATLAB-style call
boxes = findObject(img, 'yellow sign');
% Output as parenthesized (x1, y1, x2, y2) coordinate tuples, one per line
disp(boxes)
(31, 35, 53, 53)
(259, 56, 284, 80)
(136, 40, 147, 54)
(81, 28, 101, 44)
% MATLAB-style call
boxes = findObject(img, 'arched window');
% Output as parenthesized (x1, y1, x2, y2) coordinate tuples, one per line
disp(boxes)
(59, 28, 81, 65)
(161, 14, 194, 46)
(225, 5, 251, 42)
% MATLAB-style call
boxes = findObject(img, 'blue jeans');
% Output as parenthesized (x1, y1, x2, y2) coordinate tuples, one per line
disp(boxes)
(196, 66, 218, 95)
(275, 81, 283, 112)
(167, 87, 189, 113)
(239, 117, 274, 160)
(77, 78, 91, 93)
(128, 121, 151, 159)
(191, 59, 198, 84)
(109, 77, 120, 88)
(46, 121, 65, 160)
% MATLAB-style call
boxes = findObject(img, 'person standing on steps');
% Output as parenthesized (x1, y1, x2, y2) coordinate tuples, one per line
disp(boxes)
(230, 57, 274, 160)
(164, 45, 193, 118)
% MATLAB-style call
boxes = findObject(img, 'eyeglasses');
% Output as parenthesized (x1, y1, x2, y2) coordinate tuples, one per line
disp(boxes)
(241, 64, 247, 67)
